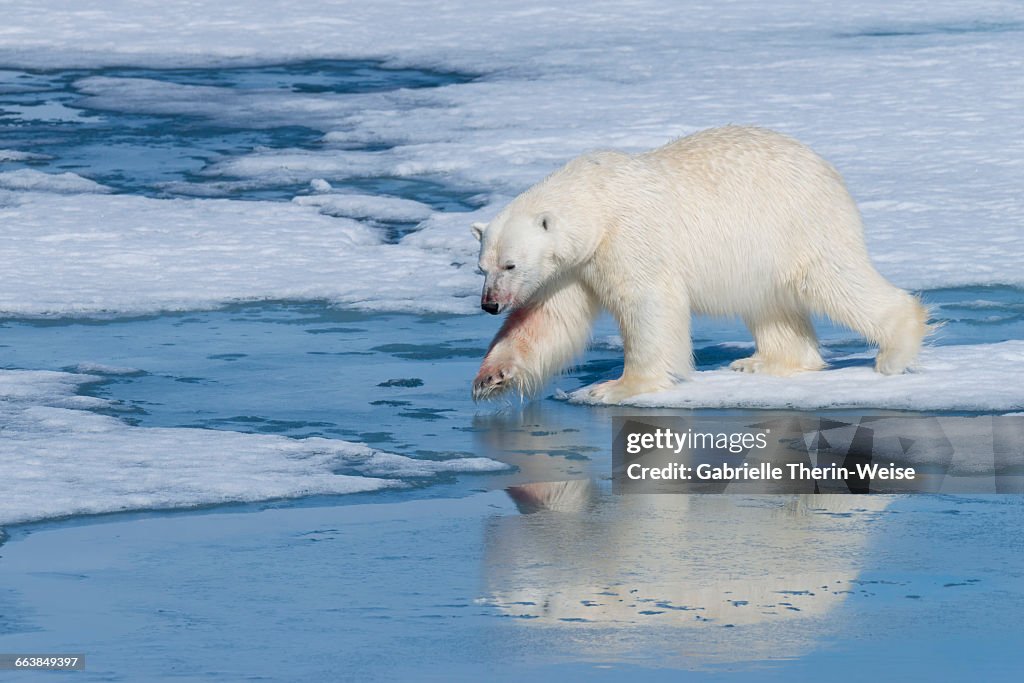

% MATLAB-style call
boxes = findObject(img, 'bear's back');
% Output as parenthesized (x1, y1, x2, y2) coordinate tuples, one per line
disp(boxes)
(646, 126, 842, 191)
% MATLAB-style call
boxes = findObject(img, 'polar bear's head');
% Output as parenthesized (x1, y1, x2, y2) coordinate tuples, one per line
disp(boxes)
(472, 158, 609, 314)
(471, 210, 558, 315)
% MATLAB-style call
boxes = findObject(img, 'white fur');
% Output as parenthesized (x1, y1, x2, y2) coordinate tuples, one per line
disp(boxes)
(472, 126, 929, 403)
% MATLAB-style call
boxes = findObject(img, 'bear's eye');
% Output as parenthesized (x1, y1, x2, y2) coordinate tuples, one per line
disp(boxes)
(503, 263, 516, 271)
(541, 217, 549, 230)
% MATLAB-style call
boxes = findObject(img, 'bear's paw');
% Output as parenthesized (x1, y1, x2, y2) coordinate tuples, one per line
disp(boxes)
(472, 363, 518, 401)
(584, 377, 672, 403)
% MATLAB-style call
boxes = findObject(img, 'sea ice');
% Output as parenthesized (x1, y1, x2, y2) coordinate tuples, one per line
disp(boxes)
(568, 341, 1024, 412)
(0, 169, 110, 194)
(0, 191, 481, 316)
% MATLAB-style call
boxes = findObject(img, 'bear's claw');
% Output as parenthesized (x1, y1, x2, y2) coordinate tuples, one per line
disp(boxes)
(472, 366, 516, 401)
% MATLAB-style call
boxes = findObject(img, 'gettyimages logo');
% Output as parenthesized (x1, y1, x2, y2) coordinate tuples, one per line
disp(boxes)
(612, 415, 1024, 494)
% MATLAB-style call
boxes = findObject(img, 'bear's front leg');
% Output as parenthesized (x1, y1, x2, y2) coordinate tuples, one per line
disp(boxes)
(586, 294, 693, 403)
(473, 281, 601, 401)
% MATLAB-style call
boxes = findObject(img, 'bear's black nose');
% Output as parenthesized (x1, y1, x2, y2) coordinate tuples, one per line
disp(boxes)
(481, 302, 500, 314)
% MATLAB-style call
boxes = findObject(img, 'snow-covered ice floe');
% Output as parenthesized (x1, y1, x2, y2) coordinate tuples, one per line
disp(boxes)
(293, 188, 434, 223)
(567, 341, 1024, 412)
(0, 190, 488, 316)
(0, 369, 508, 527)
(0, 169, 110, 194)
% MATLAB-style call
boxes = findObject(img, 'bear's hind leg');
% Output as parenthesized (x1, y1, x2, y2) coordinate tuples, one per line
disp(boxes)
(808, 268, 928, 375)
(731, 309, 825, 376)
(874, 297, 929, 374)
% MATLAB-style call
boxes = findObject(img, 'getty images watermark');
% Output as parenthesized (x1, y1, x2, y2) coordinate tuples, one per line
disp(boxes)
(612, 415, 1024, 494)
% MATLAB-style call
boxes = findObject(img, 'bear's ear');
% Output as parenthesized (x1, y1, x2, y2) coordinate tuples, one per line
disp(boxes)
(471, 222, 487, 242)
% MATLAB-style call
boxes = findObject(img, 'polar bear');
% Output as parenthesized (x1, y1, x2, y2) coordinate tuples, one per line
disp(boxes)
(471, 126, 928, 403)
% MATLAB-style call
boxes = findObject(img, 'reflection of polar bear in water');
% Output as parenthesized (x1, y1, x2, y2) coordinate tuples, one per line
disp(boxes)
(484, 486, 889, 664)
(472, 126, 928, 403)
